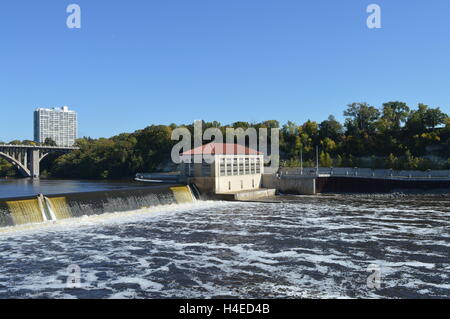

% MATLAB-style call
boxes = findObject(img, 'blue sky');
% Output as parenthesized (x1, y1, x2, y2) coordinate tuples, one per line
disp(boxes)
(1, 0, 449, 140)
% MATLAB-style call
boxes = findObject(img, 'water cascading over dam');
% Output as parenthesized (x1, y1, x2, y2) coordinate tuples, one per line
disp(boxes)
(0, 185, 197, 228)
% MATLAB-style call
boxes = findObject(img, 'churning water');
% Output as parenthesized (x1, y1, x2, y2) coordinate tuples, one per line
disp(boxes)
(0, 195, 448, 299)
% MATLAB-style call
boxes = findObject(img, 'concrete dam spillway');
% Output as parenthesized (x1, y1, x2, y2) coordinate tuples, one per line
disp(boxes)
(0, 185, 197, 228)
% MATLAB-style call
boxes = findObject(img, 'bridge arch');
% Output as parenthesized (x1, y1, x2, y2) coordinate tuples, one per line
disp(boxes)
(0, 152, 31, 177)
(40, 153, 49, 162)
(0, 145, 78, 178)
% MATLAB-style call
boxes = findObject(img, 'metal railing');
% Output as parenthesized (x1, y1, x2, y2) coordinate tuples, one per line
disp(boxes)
(278, 167, 450, 180)
(0, 144, 79, 150)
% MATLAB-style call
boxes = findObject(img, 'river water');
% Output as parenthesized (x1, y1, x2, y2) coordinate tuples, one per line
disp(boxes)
(0, 194, 448, 299)
(0, 178, 146, 199)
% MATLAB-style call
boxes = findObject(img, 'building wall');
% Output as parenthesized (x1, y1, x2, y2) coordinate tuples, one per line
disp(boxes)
(214, 154, 264, 193)
(180, 153, 264, 194)
(215, 174, 263, 193)
(186, 177, 216, 196)
(180, 161, 214, 178)
(34, 107, 77, 146)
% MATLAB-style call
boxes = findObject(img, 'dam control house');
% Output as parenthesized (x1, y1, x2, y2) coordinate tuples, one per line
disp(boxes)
(180, 143, 274, 199)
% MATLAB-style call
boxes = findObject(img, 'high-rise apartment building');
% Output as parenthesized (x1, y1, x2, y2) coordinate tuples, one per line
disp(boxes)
(34, 106, 78, 146)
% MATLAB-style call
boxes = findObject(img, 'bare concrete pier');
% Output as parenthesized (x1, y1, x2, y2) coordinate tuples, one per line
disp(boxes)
(214, 188, 276, 201)
(262, 174, 316, 195)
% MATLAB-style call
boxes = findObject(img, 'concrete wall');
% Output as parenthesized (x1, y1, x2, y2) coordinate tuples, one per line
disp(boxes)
(316, 177, 450, 193)
(262, 174, 316, 195)
(212, 188, 276, 201)
(215, 174, 262, 194)
(0, 185, 195, 228)
(188, 173, 263, 195)
(188, 177, 216, 196)
(234, 188, 276, 201)
(262, 174, 450, 194)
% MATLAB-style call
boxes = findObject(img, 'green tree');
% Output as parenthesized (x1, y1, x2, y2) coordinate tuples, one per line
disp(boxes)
(424, 107, 448, 129)
(444, 159, 450, 169)
(0, 159, 16, 177)
(404, 150, 420, 170)
(386, 153, 399, 169)
(260, 120, 280, 129)
(319, 151, 333, 167)
(319, 115, 343, 141)
(135, 125, 174, 172)
(344, 102, 380, 135)
(379, 101, 410, 131)
(334, 154, 343, 167)
(44, 138, 57, 146)
(406, 104, 448, 132)
(320, 137, 337, 153)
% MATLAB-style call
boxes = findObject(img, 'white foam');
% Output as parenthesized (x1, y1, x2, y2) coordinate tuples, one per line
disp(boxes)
(0, 197, 448, 299)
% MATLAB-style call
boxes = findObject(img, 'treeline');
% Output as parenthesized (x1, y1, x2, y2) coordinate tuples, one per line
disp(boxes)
(1, 101, 449, 179)
(281, 102, 450, 170)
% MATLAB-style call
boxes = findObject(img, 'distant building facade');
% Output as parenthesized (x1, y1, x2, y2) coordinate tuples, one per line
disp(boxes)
(180, 142, 264, 194)
(34, 106, 78, 146)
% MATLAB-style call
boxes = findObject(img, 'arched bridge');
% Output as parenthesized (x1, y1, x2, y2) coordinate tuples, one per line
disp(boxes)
(0, 145, 79, 178)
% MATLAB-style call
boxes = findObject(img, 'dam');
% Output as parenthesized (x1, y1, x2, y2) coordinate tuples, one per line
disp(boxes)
(0, 178, 448, 299)
(0, 192, 448, 298)
(0, 185, 196, 228)
(2, 165, 450, 229)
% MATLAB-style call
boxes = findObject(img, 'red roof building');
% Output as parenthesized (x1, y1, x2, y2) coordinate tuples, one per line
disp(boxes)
(181, 143, 262, 156)
(180, 143, 265, 194)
